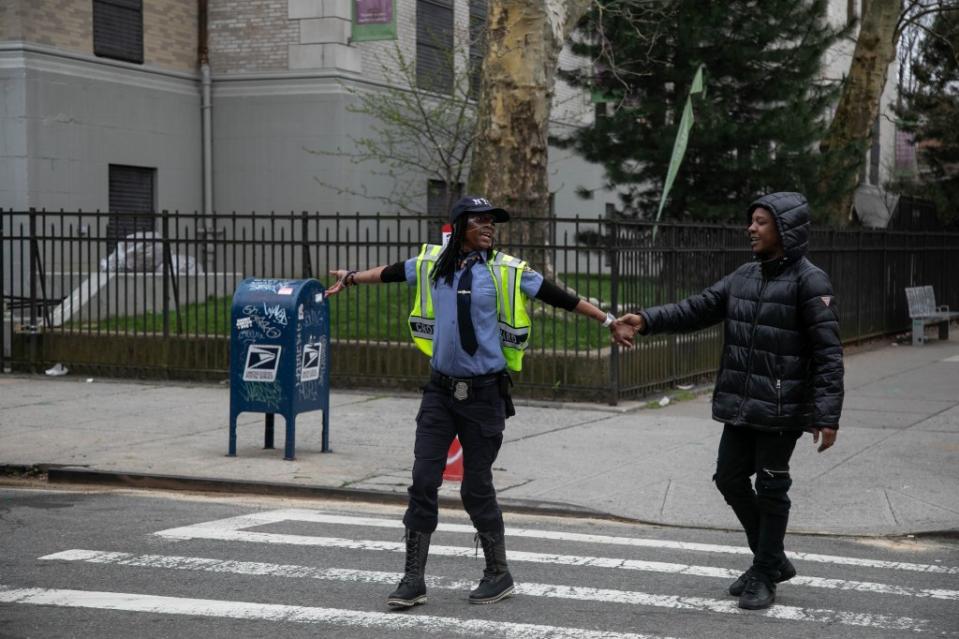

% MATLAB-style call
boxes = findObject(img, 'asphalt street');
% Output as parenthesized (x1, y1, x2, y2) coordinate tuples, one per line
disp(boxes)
(1, 485, 957, 639)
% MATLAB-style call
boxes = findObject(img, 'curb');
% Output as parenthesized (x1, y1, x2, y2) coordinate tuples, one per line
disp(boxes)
(44, 467, 609, 522)
(6, 465, 957, 539)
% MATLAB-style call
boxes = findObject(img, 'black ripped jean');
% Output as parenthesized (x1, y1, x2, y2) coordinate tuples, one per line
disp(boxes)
(402, 379, 507, 535)
(713, 424, 802, 578)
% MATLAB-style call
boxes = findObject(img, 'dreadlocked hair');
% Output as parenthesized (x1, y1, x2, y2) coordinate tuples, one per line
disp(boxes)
(431, 216, 469, 287)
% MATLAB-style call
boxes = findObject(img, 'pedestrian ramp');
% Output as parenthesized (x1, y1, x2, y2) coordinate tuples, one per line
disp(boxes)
(3, 508, 958, 638)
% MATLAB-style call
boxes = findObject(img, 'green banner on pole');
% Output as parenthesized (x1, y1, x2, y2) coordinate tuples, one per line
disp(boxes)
(653, 65, 705, 239)
(352, 0, 397, 42)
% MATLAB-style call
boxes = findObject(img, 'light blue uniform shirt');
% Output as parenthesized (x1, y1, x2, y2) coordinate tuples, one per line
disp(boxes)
(404, 249, 544, 377)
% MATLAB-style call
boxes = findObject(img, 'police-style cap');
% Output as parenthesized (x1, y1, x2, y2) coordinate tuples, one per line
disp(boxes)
(449, 196, 510, 223)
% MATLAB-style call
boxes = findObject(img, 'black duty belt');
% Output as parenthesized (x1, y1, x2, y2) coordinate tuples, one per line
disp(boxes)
(430, 370, 502, 401)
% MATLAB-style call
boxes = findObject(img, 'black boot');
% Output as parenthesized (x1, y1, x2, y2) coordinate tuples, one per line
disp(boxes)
(738, 571, 776, 610)
(469, 531, 515, 605)
(728, 557, 796, 596)
(387, 529, 431, 609)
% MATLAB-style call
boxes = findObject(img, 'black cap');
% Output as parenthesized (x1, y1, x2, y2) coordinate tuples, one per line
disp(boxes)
(449, 195, 510, 224)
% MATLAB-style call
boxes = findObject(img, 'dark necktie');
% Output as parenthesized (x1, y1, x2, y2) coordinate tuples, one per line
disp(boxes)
(457, 254, 481, 356)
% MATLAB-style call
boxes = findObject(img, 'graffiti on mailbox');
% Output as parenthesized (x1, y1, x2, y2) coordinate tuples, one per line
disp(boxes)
(240, 380, 283, 408)
(244, 279, 293, 293)
(301, 308, 325, 328)
(262, 303, 289, 326)
(241, 304, 282, 338)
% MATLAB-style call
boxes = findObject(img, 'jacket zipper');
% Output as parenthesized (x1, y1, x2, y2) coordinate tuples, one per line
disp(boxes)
(776, 378, 782, 417)
(735, 278, 769, 422)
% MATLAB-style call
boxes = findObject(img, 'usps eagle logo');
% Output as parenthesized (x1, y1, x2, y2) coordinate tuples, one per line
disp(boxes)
(820, 296, 833, 307)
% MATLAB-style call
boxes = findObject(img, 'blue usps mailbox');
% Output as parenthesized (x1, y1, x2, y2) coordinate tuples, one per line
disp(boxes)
(229, 278, 330, 460)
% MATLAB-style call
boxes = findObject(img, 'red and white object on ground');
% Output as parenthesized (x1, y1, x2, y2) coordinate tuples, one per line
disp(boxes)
(443, 436, 464, 481)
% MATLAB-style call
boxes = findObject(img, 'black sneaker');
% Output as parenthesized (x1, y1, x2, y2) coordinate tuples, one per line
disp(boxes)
(468, 571, 514, 605)
(729, 558, 796, 596)
(738, 571, 776, 610)
(387, 575, 427, 609)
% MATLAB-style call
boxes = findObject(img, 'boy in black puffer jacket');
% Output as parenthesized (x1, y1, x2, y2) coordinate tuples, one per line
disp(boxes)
(621, 192, 844, 611)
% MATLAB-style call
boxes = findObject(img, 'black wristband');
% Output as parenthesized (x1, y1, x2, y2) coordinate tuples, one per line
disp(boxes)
(344, 270, 357, 287)
(380, 261, 407, 283)
(535, 278, 579, 311)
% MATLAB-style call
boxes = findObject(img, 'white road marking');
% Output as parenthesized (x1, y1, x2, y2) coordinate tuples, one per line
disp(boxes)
(39, 549, 959, 634)
(156, 509, 959, 575)
(0, 585, 679, 639)
(154, 516, 959, 598)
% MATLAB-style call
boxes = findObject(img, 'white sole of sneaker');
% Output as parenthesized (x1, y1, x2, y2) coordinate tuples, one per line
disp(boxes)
(386, 595, 427, 609)
(468, 586, 515, 605)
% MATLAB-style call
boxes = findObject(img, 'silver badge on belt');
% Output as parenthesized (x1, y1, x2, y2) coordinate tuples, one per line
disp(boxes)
(453, 381, 469, 401)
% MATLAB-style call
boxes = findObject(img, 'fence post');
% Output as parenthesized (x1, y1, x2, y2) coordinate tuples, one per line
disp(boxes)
(27, 208, 39, 372)
(301, 211, 313, 278)
(0, 210, 5, 373)
(608, 218, 620, 406)
(161, 210, 170, 338)
(881, 230, 888, 333)
(856, 229, 863, 338)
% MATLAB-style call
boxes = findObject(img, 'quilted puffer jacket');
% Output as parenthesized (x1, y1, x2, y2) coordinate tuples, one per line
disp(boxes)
(638, 192, 844, 431)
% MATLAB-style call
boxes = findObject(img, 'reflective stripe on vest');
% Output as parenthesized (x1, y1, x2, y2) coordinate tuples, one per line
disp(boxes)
(409, 243, 531, 372)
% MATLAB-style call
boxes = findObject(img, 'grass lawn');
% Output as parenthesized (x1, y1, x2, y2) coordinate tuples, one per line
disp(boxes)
(74, 274, 689, 351)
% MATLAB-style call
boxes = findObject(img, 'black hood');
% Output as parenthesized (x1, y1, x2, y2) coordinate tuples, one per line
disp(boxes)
(747, 192, 810, 263)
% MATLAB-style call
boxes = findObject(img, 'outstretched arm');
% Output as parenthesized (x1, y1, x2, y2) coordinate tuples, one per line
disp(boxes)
(534, 278, 635, 348)
(621, 275, 731, 336)
(327, 261, 407, 296)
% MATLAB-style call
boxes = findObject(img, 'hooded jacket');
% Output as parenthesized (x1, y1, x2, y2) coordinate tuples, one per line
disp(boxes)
(638, 192, 844, 431)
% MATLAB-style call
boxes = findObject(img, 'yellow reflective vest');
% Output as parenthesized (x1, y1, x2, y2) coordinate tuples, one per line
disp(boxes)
(409, 243, 532, 372)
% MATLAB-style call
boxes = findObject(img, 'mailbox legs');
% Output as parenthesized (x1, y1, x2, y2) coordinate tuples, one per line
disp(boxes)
(264, 413, 275, 449)
(228, 413, 237, 457)
(322, 408, 331, 453)
(284, 414, 296, 460)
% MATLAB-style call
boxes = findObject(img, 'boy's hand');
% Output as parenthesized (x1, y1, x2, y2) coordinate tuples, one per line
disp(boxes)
(618, 313, 646, 333)
(610, 320, 636, 347)
(812, 426, 838, 452)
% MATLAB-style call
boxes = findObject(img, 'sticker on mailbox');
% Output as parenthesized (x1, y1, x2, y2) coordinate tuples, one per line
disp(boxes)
(301, 343, 322, 382)
(243, 344, 282, 382)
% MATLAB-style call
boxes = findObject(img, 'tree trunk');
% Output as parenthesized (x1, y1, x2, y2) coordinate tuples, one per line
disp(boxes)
(469, 0, 590, 270)
(818, 0, 901, 227)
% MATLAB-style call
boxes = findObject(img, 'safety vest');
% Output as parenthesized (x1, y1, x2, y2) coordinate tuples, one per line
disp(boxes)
(409, 243, 532, 372)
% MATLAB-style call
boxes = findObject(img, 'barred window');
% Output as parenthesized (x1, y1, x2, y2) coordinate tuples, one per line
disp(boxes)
(107, 164, 155, 245)
(93, 0, 144, 64)
(417, 0, 454, 94)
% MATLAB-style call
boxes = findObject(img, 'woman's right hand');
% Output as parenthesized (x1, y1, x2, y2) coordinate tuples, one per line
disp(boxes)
(326, 269, 350, 296)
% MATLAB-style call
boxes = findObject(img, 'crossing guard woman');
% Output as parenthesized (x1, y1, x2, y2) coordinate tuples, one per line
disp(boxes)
(326, 196, 635, 609)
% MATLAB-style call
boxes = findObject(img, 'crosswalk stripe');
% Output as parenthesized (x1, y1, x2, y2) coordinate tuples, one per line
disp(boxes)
(39, 549, 958, 634)
(152, 526, 959, 600)
(156, 509, 959, 575)
(0, 585, 680, 639)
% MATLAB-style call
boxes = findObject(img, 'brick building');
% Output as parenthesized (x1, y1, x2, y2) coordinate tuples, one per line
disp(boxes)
(0, 0, 899, 222)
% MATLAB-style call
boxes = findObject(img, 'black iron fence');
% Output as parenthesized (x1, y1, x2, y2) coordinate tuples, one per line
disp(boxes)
(3, 209, 958, 402)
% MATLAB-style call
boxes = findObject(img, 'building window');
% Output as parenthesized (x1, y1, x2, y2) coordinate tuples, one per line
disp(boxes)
(93, 0, 144, 64)
(469, 0, 488, 98)
(417, 0, 454, 94)
(107, 164, 155, 245)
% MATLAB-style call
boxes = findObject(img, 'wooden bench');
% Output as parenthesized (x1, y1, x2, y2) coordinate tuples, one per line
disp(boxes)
(905, 285, 959, 345)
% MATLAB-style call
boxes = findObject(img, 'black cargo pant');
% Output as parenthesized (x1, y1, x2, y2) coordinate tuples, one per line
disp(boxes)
(402, 375, 507, 534)
(713, 424, 802, 578)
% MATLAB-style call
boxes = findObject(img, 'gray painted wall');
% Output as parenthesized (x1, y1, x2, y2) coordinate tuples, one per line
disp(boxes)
(0, 45, 202, 213)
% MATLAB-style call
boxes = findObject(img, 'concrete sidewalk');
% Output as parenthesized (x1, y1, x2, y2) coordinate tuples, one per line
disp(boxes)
(2, 334, 958, 536)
